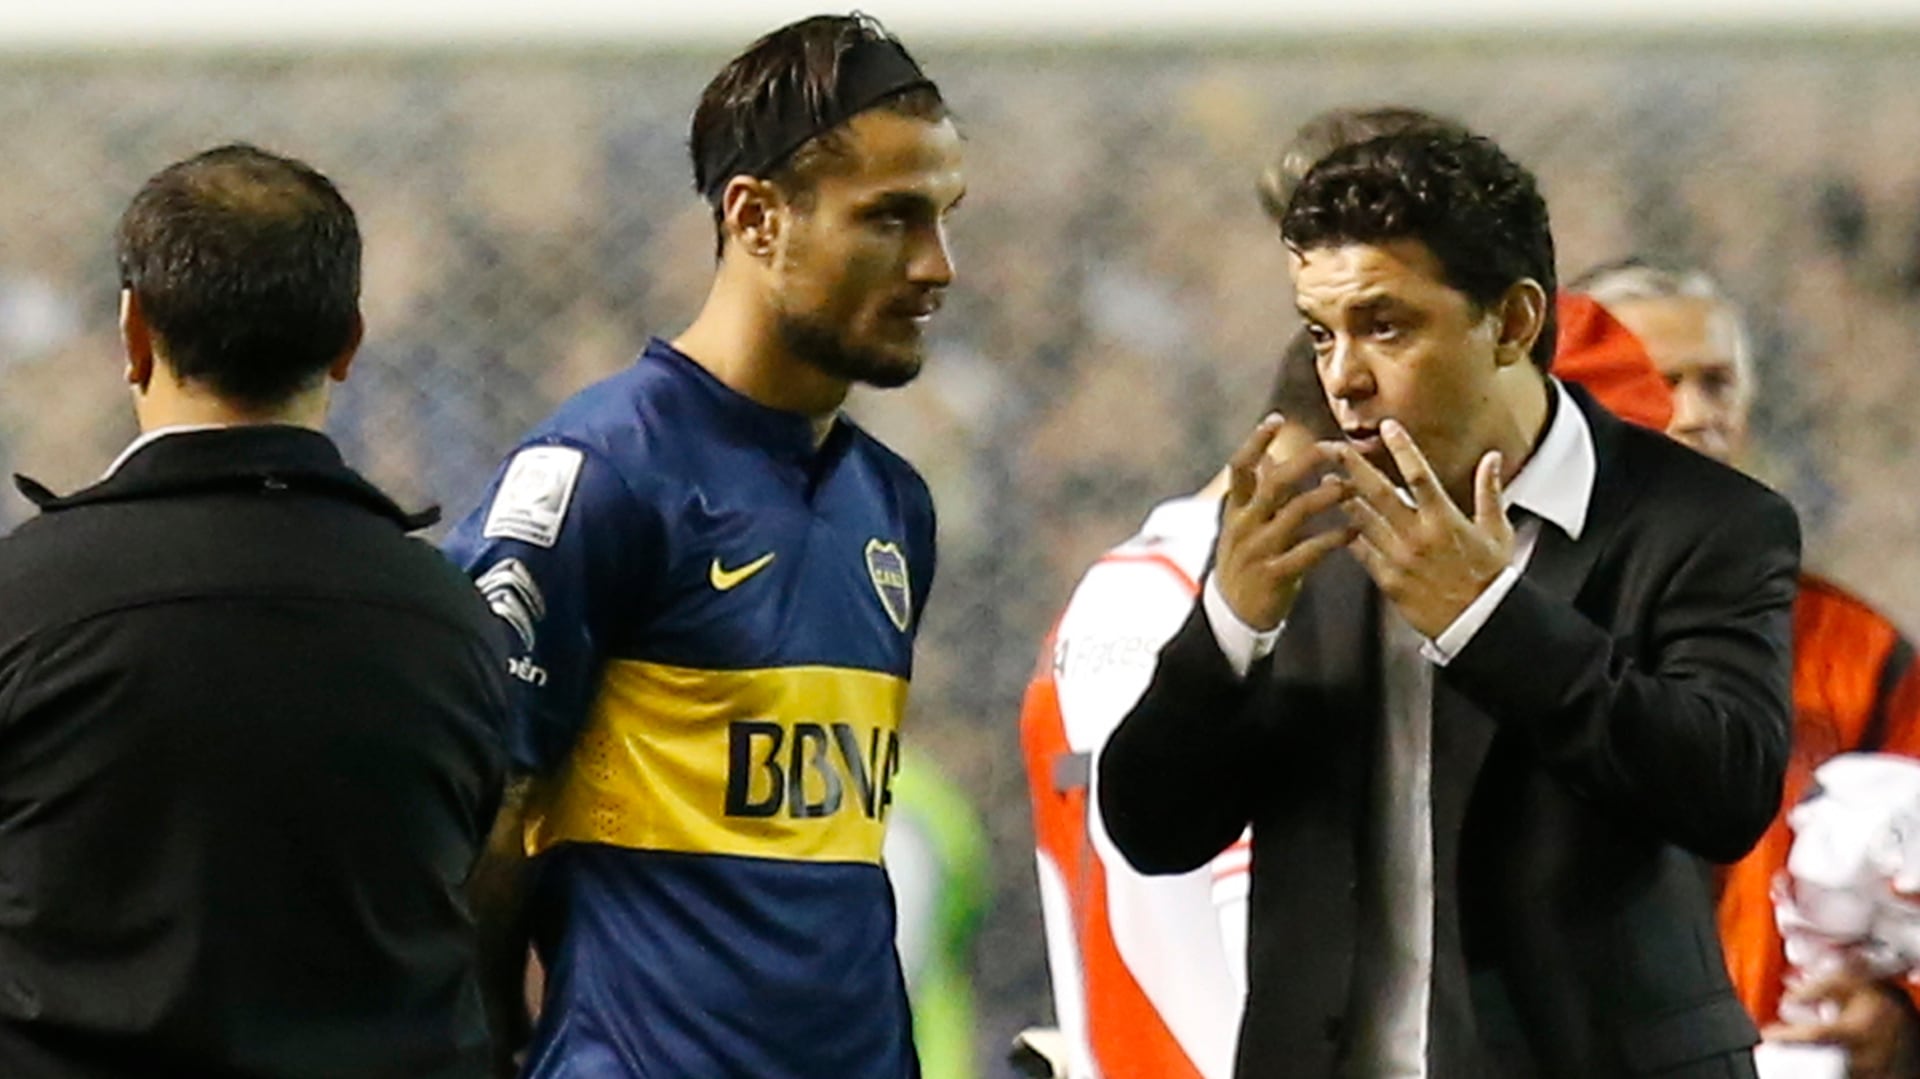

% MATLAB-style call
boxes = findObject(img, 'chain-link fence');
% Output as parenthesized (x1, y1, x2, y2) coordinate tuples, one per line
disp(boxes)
(5, 33, 1920, 1073)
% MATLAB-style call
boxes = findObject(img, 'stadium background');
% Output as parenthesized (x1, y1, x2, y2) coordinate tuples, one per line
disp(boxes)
(4, 3, 1920, 1072)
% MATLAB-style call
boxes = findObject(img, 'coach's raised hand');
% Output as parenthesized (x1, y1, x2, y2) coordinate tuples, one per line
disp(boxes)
(1213, 415, 1356, 632)
(1339, 418, 1515, 640)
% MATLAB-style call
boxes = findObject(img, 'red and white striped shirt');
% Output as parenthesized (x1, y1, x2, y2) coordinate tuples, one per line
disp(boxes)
(1021, 494, 1246, 1079)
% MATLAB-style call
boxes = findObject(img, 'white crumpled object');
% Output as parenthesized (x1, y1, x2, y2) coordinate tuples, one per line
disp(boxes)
(1776, 753, 1920, 999)
(1761, 753, 1920, 1078)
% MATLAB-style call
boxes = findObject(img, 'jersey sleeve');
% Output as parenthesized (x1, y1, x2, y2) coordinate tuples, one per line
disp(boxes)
(442, 439, 657, 775)
(908, 473, 937, 637)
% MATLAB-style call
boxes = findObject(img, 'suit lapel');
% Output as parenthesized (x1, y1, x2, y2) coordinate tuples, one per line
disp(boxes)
(1430, 385, 1630, 1073)
(1433, 383, 1630, 870)
(1521, 524, 1598, 604)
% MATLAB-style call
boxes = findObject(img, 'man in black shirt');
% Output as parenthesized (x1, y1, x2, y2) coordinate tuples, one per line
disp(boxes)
(0, 144, 510, 1078)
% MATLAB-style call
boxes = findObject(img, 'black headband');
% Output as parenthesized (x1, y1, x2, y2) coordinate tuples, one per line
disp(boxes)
(699, 38, 935, 203)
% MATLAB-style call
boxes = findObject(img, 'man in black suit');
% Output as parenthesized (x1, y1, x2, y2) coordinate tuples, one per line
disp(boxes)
(0, 145, 510, 1076)
(1098, 131, 1799, 1078)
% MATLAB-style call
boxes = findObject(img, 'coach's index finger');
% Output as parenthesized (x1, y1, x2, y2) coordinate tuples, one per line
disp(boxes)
(1337, 441, 1412, 528)
(1225, 413, 1287, 510)
(1380, 419, 1448, 511)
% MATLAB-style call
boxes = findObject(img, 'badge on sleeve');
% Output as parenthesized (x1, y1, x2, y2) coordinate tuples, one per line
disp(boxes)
(475, 557, 546, 650)
(483, 445, 585, 548)
(865, 539, 912, 632)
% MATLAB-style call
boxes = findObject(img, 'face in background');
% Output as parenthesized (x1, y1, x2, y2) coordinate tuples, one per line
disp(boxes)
(1291, 238, 1528, 496)
(1603, 295, 1750, 463)
(770, 109, 965, 390)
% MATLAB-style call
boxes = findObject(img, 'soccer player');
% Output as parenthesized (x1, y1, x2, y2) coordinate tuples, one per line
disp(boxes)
(1579, 259, 1920, 1079)
(445, 14, 963, 1078)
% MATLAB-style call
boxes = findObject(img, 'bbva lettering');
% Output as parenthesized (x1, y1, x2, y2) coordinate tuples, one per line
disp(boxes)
(724, 720, 900, 821)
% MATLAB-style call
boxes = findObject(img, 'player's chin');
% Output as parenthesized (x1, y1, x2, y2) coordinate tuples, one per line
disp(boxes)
(854, 351, 924, 389)
(849, 332, 926, 388)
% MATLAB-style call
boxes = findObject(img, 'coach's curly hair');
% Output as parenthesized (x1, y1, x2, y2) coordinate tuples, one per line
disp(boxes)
(1281, 132, 1558, 372)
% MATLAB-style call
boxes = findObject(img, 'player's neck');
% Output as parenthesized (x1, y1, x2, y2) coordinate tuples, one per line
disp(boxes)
(134, 370, 329, 434)
(675, 286, 848, 446)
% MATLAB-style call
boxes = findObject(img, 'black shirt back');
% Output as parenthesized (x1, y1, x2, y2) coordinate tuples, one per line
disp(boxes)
(0, 428, 509, 1078)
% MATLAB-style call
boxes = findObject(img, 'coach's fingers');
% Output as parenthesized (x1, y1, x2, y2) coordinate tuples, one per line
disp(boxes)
(1262, 525, 1358, 586)
(1380, 419, 1449, 514)
(1225, 414, 1286, 511)
(1340, 490, 1407, 564)
(1471, 451, 1512, 548)
(1241, 473, 1349, 564)
(1345, 529, 1395, 590)
(1231, 429, 1325, 533)
(1337, 443, 1416, 532)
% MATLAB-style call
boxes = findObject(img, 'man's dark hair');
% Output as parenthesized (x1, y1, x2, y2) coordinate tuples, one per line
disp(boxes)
(1265, 330, 1338, 435)
(116, 143, 360, 408)
(688, 13, 947, 254)
(1258, 105, 1472, 224)
(1281, 132, 1558, 372)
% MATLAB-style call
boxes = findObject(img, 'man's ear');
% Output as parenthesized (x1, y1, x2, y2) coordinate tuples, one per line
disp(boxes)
(327, 312, 364, 383)
(1494, 279, 1549, 368)
(120, 288, 155, 391)
(721, 176, 785, 262)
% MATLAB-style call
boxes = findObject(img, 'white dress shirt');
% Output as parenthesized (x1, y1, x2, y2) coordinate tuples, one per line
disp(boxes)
(1201, 379, 1596, 1076)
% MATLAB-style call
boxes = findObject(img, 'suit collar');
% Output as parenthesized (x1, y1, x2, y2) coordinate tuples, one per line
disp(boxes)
(1505, 378, 1595, 542)
(1521, 382, 1633, 603)
(14, 425, 437, 531)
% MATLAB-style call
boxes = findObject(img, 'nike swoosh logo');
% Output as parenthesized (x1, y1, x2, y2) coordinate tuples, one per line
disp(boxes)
(709, 552, 777, 591)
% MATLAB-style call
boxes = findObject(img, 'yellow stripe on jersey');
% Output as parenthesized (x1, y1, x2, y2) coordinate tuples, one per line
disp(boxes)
(524, 660, 907, 864)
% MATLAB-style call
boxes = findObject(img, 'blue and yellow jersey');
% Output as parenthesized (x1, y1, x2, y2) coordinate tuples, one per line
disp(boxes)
(444, 339, 935, 1079)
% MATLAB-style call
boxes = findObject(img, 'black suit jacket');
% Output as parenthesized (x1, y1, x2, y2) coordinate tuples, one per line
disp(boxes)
(1099, 386, 1800, 1078)
(0, 427, 510, 1078)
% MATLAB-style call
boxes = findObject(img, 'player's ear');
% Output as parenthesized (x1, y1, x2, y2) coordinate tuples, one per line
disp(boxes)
(721, 176, 783, 262)
(327, 312, 364, 384)
(120, 287, 155, 391)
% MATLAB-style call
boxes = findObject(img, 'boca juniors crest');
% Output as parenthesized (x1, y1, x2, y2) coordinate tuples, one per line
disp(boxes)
(865, 539, 912, 632)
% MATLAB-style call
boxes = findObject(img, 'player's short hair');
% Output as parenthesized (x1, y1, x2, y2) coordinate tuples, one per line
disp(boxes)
(1258, 105, 1472, 224)
(1265, 330, 1323, 422)
(116, 143, 360, 408)
(1282, 132, 1558, 372)
(689, 13, 947, 254)
(1570, 256, 1755, 389)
